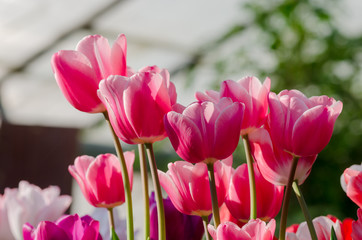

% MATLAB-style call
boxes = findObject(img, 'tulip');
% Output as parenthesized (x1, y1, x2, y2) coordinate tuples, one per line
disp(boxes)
(225, 163, 284, 222)
(0, 194, 14, 240)
(208, 219, 276, 240)
(352, 208, 362, 240)
(51, 34, 127, 113)
(68, 152, 134, 208)
(98, 66, 177, 144)
(286, 216, 343, 240)
(164, 98, 244, 164)
(249, 127, 317, 186)
(327, 215, 353, 240)
(23, 214, 102, 240)
(340, 163, 362, 208)
(158, 156, 232, 217)
(4, 181, 71, 240)
(268, 89, 343, 157)
(149, 192, 204, 240)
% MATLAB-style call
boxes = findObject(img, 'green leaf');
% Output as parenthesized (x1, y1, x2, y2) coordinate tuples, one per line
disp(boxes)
(330, 226, 337, 240)
(111, 227, 120, 240)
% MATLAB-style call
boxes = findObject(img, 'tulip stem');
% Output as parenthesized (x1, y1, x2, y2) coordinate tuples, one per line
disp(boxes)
(202, 216, 211, 240)
(145, 143, 166, 240)
(292, 181, 318, 240)
(279, 156, 299, 240)
(107, 208, 116, 236)
(103, 112, 134, 240)
(242, 135, 257, 220)
(207, 162, 220, 227)
(138, 144, 150, 240)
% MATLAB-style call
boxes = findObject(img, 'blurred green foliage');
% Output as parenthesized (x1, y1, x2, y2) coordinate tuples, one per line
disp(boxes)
(184, 0, 361, 224)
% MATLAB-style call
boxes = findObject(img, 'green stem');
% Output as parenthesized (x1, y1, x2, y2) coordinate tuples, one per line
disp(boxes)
(108, 208, 116, 236)
(292, 181, 318, 240)
(145, 143, 166, 240)
(103, 112, 134, 240)
(279, 156, 299, 240)
(202, 216, 211, 240)
(242, 135, 257, 220)
(207, 162, 220, 227)
(138, 144, 150, 240)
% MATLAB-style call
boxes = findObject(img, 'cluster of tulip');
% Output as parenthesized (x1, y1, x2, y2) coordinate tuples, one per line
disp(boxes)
(0, 33, 361, 240)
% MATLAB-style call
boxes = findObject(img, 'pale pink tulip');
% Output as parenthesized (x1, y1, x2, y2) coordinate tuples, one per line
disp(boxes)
(219, 77, 271, 135)
(164, 98, 244, 164)
(352, 208, 362, 240)
(4, 181, 71, 240)
(225, 163, 283, 222)
(249, 127, 317, 185)
(208, 219, 276, 240)
(286, 216, 343, 240)
(268, 89, 342, 157)
(340, 163, 362, 208)
(98, 66, 177, 144)
(0, 194, 14, 240)
(52, 34, 127, 113)
(158, 156, 233, 217)
(68, 152, 134, 208)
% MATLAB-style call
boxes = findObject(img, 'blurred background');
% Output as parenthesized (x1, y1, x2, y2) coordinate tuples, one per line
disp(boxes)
(0, 0, 361, 232)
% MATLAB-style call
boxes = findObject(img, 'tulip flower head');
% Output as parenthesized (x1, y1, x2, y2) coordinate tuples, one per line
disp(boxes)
(158, 156, 233, 217)
(98, 66, 177, 144)
(3, 181, 71, 240)
(52, 34, 127, 113)
(340, 163, 362, 208)
(68, 152, 134, 208)
(268, 89, 342, 157)
(352, 208, 362, 240)
(23, 214, 102, 240)
(164, 98, 244, 164)
(208, 219, 276, 240)
(225, 162, 284, 222)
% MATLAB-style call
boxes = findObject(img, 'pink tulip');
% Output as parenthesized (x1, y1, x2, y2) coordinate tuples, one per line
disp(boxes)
(219, 77, 271, 135)
(225, 162, 284, 222)
(249, 127, 317, 185)
(208, 219, 276, 240)
(98, 66, 177, 144)
(164, 98, 244, 164)
(340, 163, 362, 208)
(3, 181, 71, 240)
(158, 156, 233, 216)
(352, 208, 362, 240)
(268, 89, 343, 157)
(23, 214, 102, 240)
(51, 34, 127, 113)
(0, 194, 15, 240)
(68, 152, 134, 208)
(286, 216, 343, 240)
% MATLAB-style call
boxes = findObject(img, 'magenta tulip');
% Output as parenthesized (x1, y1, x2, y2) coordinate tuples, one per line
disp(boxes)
(23, 214, 102, 240)
(225, 162, 284, 222)
(340, 163, 362, 208)
(98, 65, 177, 144)
(164, 98, 244, 164)
(68, 152, 134, 208)
(219, 77, 271, 135)
(208, 219, 276, 240)
(249, 127, 317, 185)
(51, 34, 127, 113)
(268, 89, 343, 157)
(158, 156, 233, 216)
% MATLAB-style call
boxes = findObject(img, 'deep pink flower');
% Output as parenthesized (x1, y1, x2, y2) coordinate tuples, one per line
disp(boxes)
(23, 214, 102, 240)
(68, 152, 134, 208)
(4, 181, 71, 240)
(268, 89, 342, 157)
(286, 216, 343, 240)
(340, 163, 362, 208)
(51, 34, 127, 113)
(352, 208, 362, 240)
(98, 66, 177, 144)
(208, 219, 276, 240)
(249, 127, 317, 185)
(225, 162, 283, 222)
(158, 156, 233, 217)
(164, 98, 244, 164)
